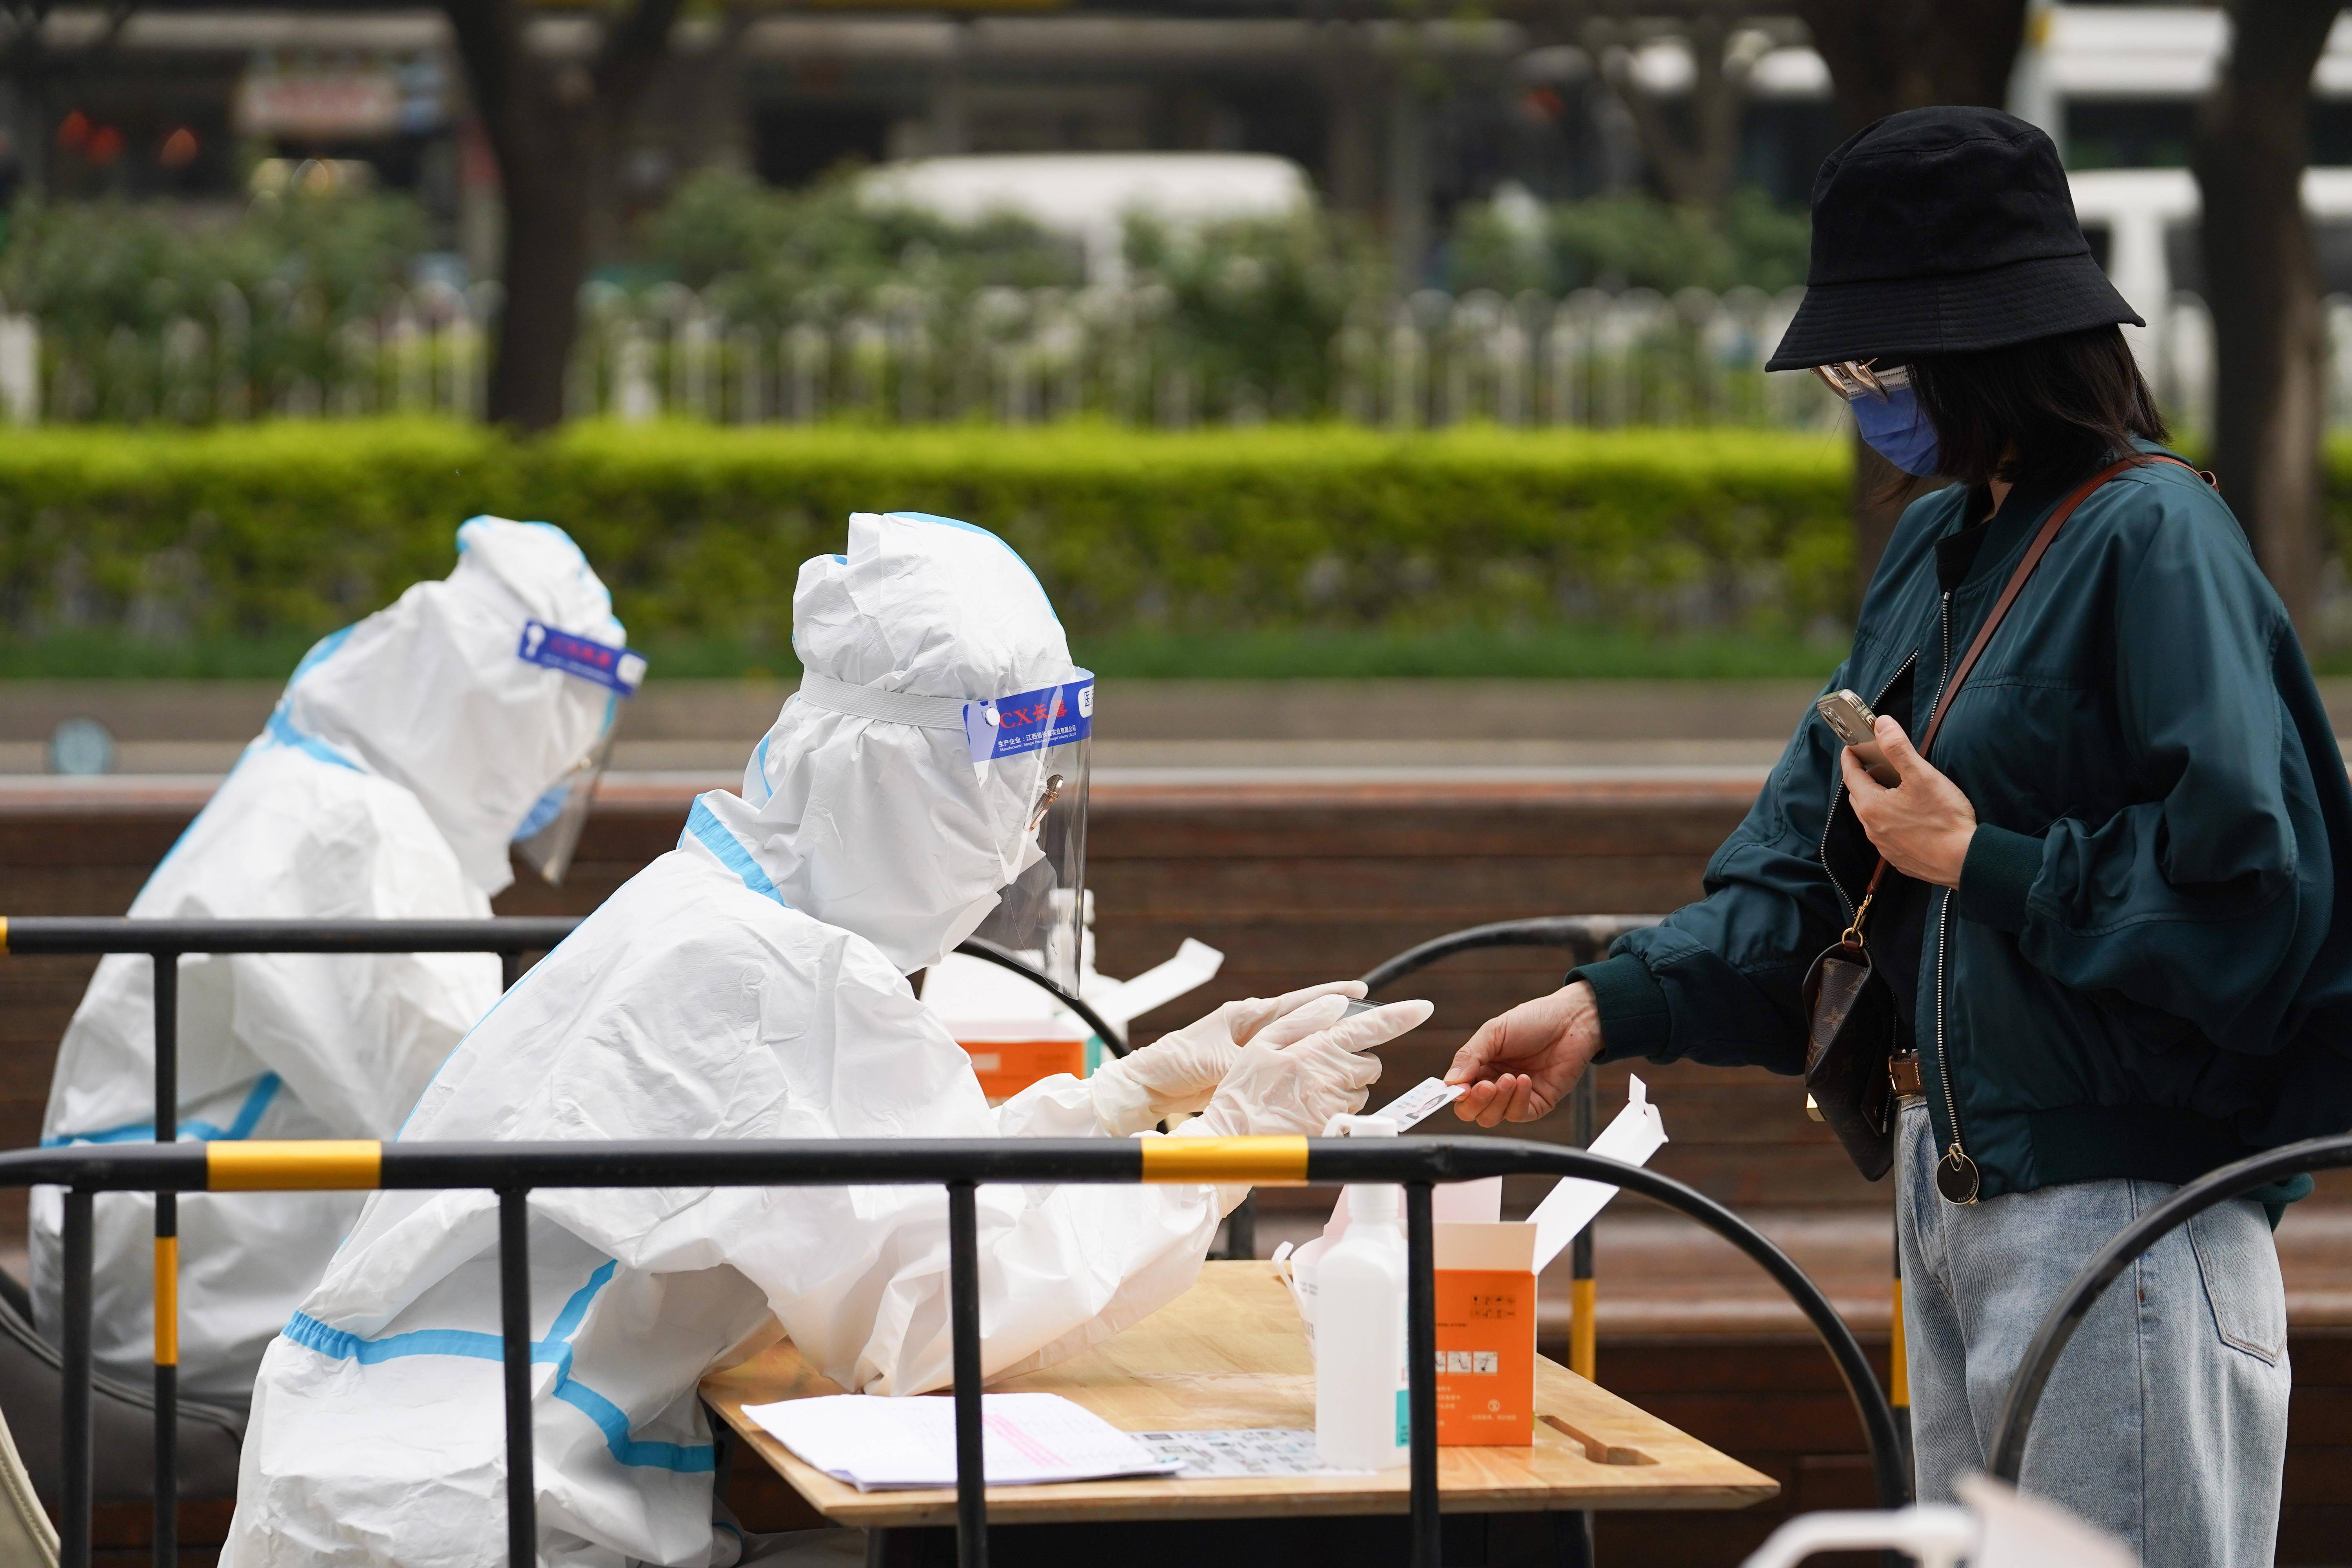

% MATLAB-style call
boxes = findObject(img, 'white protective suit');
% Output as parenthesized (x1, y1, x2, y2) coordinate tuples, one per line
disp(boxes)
(224, 513, 1404, 1568)
(32, 517, 628, 1409)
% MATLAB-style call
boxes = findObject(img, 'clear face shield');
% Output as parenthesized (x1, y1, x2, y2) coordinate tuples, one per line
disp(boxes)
(509, 621, 647, 887)
(961, 672, 1092, 993)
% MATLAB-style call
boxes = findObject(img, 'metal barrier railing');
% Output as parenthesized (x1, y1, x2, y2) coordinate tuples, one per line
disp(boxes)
(0, 915, 1123, 1568)
(1987, 1130, 2352, 1483)
(1360, 912, 1918, 1557)
(1361, 915, 1662, 1385)
(1360, 915, 1661, 1566)
(9, 1131, 1900, 1568)
(2, 915, 576, 1568)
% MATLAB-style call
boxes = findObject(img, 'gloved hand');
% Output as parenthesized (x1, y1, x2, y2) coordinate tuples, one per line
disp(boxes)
(1087, 980, 1369, 1136)
(1178, 993, 1435, 1140)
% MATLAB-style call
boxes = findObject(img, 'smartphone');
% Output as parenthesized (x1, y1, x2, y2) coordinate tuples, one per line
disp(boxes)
(1815, 689, 1902, 788)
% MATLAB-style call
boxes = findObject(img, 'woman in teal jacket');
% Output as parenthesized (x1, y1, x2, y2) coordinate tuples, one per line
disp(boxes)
(1445, 108, 2350, 1566)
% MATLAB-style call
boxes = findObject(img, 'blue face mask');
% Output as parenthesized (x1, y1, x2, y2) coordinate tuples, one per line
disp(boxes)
(1849, 382, 1943, 477)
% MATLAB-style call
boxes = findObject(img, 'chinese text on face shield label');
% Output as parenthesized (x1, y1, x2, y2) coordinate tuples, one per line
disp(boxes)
(518, 621, 646, 696)
(965, 675, 1094, 763)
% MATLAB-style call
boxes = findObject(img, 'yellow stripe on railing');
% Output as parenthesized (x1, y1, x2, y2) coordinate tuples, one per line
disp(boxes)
(207, 1140, 383, 1191)
(1890, 1276, 1908, 1409)
(1139, 1135, 1309, 1185)
(1569, 1277, 1597, 1382)
(0, 916, 10, 955)
(153, 1237, 177, 1367)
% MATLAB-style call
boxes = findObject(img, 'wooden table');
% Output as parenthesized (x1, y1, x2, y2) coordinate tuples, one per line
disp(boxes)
(701, 1261, 1776, 1530)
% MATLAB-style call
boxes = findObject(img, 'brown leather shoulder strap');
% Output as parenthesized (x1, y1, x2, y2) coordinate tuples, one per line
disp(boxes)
(1851, 453, 2192, 914)
(1915, 454, 2192, 756)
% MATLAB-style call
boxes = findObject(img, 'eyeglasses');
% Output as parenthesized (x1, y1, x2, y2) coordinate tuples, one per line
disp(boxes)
(1812, 360, 1912, 401)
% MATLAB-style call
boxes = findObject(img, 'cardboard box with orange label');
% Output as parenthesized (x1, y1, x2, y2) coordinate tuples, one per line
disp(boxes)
(1276, 1077, 1669, 1448)
(921, 935, 1225, 1101)
(1433, 1221, 1537, 1446)
(956, 1029, 1089, 1100)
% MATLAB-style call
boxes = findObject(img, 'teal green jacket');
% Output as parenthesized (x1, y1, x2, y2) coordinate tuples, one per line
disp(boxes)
(1577, 448, 2352, 1202)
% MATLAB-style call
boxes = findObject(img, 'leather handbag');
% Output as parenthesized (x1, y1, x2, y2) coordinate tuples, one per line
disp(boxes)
(1801, 454, 2199, 1180)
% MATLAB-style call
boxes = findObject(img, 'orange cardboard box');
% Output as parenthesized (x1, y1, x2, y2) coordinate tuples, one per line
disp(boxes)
(1432, 1222, 1537, 1446)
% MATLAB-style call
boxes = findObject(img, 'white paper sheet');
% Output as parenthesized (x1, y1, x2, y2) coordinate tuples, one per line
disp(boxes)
(1527, 1074, 1669, 1271)
(1368, 1076, 1466, 1129)
(1082, 938, 1225, 1034)
(744, 1392, 1183, 1491)
(1132, 1428, 1368, 1478)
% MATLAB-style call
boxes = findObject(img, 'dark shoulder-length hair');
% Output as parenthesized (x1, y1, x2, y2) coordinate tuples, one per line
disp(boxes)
(1907, 325, 2169, 493)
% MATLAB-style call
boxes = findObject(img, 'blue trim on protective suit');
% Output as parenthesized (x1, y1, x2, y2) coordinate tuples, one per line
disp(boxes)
(680, 798, 786, 906)
(747, 734, 772, 805)
(280, 1259, 714, 1472)
(289, 625, 354, 684)
(44, 1073, 283, 1148)
(264, 709, 364, 773)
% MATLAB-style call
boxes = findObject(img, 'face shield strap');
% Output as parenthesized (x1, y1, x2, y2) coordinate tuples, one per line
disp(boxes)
(796, 671, 972, 731)
(797, 668, 1093, 990)
(795, 671, 1096, 766)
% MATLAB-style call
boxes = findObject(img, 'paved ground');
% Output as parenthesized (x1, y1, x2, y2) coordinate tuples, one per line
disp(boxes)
(0, 677, 1883, 775)
(16, 675, 2352, 778)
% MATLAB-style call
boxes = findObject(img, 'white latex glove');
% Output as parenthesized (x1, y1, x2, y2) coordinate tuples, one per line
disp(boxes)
(1178, 993, 1436, 1140)
(1086, 979, 1369, 1136)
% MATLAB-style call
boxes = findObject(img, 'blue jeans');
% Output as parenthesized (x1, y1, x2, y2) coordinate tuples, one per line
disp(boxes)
(1896, 1100, 2289, 1568)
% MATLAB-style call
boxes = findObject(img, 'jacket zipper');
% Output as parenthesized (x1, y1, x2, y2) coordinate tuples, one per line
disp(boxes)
(1817, 651, 1918, 921)
(1925, 590, 1980, 1203)
(1926, 592, 1953, 732)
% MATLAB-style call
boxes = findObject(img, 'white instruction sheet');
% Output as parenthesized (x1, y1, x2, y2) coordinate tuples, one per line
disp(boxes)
(1528, 1074, 1669, 1271)
(744, 1392, 1182, 1491)
(1132, 1428, 1338, 1478)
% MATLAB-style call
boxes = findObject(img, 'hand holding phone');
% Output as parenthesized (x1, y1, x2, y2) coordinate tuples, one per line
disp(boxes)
(1815, 689, 1902, 788)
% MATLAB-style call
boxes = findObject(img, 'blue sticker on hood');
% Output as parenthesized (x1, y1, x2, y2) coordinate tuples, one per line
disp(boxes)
(965, 675, 1092, 762)
(519, 621, 645, 696)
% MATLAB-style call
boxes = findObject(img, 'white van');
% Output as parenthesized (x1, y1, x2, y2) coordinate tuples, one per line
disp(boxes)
(2070, 166, 2352, 318)
(2068, 167, 2352, 424)
(857, 152, 1314, 287)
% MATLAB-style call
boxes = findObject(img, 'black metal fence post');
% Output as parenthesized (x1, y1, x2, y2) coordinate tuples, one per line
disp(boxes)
(499, 1189, 537, 1567)
(501, 949, 523, 992)
(1223, 1194, 1256, 1261)
(1405, 1181, 1439, 1568)
(151, 952, 179, 1568)
(62, 1186, 94, 1568)
(947, 1181, 989, 1568)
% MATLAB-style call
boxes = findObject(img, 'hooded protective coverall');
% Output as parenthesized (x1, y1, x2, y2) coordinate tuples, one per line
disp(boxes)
(223, 512, 1419, 1568)
(32, 518, 628, 1408)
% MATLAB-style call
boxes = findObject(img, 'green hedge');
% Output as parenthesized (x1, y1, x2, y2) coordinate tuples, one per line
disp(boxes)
(22, 422, 2352, 676)
(0, 421, 1858, 671)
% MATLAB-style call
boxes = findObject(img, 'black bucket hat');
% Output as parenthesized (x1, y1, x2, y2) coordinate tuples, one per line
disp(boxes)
(1765, 106, 2143, 372)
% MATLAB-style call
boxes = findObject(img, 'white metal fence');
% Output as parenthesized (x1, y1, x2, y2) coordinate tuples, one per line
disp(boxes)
(0, 281, 2333, 434)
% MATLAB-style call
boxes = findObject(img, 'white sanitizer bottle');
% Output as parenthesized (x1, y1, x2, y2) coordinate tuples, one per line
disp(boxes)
(1314, 1123, 1410, 1470)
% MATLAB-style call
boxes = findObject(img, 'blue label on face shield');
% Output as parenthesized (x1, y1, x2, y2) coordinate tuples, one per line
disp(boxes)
(965, 675, 1093, 763)
(519, 621, 646, 696)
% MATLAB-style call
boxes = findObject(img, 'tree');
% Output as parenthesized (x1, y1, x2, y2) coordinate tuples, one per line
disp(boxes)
(1791, 0, 2029, 597)
(1589, 16, 1777, 218)
(0, 3, 136, 203)
(444, 0, 685, 433)
(1794, 0, 2029, 129)
(2191, 0, 2341, 639)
